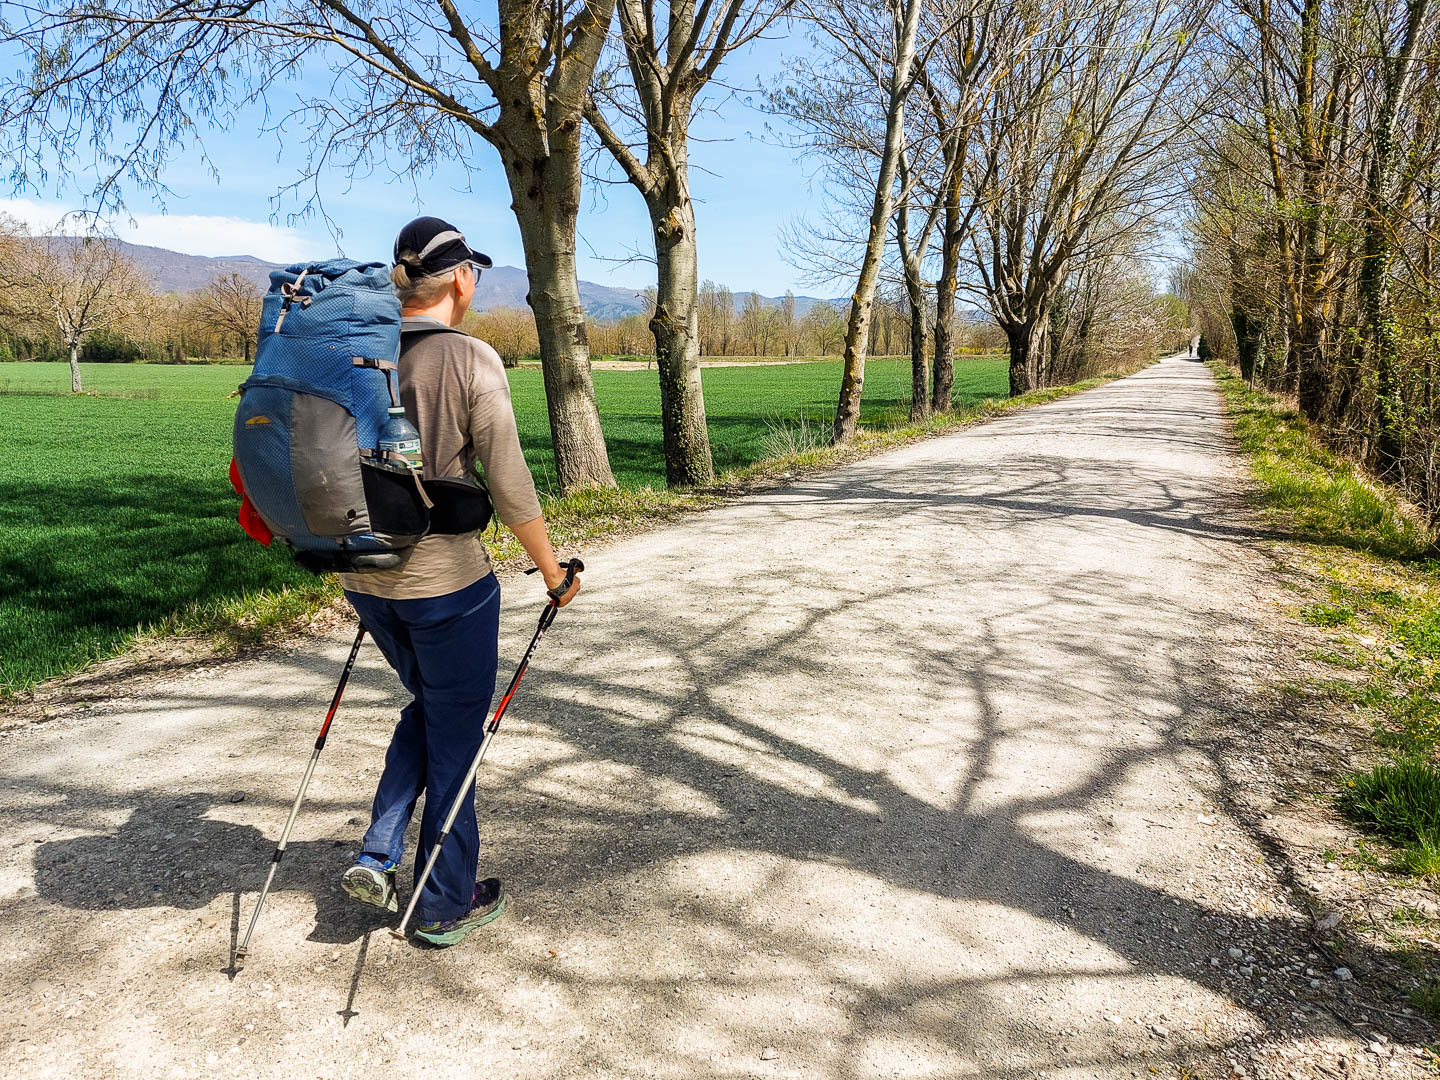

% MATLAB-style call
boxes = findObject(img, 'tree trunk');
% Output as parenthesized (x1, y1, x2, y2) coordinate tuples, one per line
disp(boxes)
(931, 193, 960, 413)
(647, 196, 713, 486)
(1229, 244, 1256, 382)
(69, 341, 82, 393)
(1366, 0, 1431, 477)
(1004, 320, 1046, 397)
(1294, 0, 1329, 420)
(1295, 305, 1328, 419)
(510, 200, 616, 493)
(833, 0, 924, 444)
(500, 138, 616, 493)
(906, 263, 928, 421)
(1006, 324, 1027, 397)
(1233, 308, 1261, 383)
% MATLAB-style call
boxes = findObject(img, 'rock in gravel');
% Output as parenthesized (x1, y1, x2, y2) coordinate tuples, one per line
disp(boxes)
(1151, 1025, 1169, 1038)
(1229, 947, 1244, 959)
(760, 1046, 778, 1061)
(1334, 967, 1353, 981)
(228, 791, 246, 803)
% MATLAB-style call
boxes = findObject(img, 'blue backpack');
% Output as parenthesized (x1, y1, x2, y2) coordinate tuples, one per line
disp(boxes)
(232, 260, 489, 574)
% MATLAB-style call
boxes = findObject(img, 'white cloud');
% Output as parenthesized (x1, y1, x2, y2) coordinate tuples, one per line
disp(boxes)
(0, 197, 319, 261)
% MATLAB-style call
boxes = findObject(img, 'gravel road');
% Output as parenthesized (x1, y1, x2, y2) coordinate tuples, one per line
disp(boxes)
(0, 357, 1416, 1078)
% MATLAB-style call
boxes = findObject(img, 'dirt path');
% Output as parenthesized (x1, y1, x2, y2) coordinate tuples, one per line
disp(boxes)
(0, 357, 1417, 1079)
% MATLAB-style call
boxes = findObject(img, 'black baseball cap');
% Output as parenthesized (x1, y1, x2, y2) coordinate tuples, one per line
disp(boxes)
(393, 216, 493, 274)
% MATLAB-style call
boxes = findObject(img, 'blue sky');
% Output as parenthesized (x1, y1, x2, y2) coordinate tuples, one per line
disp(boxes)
(1, 31, 830, 298)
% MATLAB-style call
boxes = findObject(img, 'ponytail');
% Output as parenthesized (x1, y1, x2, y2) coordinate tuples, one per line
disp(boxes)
(391, 250, 455, 307)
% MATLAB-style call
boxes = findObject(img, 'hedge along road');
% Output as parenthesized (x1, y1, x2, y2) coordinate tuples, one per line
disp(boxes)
(0, 356, 1397, 1079)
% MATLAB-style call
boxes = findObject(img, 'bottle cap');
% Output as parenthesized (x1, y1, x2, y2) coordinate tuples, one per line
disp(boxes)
(387, 406, 405, 417)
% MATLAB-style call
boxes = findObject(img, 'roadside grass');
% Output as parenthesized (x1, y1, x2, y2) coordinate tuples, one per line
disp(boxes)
(505, 355, 1010, 493)
(2, 355, 1123, 697)
(1410, 979, 1440, 1021)
(1209, 362, 1440, 878)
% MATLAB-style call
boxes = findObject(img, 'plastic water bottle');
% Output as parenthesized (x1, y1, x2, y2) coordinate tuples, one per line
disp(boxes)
(378, 407, 423, 472)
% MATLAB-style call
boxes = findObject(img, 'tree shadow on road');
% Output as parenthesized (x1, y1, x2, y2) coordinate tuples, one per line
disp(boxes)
(3, 363, 1415, 1076)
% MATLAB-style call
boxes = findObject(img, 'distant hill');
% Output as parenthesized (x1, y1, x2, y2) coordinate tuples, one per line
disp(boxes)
(71, 239, 280, 297)
(78, 238, 845, 319)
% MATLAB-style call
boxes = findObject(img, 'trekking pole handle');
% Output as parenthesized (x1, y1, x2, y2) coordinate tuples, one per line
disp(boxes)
(525, 557, 584, 603)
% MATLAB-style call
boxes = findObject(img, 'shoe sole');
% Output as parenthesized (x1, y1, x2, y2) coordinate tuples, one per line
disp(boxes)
(341, 866, 398, 913)
(413, 894, 507, 947)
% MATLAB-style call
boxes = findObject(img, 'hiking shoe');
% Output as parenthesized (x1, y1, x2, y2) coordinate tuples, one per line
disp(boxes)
(341, 854, 398, 913)
(414, 878, 506, 947)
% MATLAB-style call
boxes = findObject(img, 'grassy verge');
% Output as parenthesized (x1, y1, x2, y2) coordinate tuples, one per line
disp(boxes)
(3, 357, 1138, 699)
(1208, 361, 1440, 876)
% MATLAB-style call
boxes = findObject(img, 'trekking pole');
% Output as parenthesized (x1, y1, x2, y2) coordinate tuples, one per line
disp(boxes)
(235, 622, 367, 966)
(391, 558, 583, 940)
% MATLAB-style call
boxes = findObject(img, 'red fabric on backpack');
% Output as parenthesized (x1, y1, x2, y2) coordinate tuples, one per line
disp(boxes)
(229, 457, 274, 546)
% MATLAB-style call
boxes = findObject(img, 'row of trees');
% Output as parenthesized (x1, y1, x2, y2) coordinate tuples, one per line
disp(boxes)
(768, 0, 1202, 436)
(1184, 0, 1440, 513)
(0, 226, 268, 391)
(0, 0, 1188, 491)
(694, 285, 1003, 358)
(3, 220, 989, 378)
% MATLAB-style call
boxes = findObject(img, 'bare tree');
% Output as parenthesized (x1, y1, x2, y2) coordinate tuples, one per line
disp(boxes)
(965, 0, 1205, 395)
(780, 290, 798, 356)
(464, 305, 540, 367)
(803, 0, 927, 441)
(0, 0, 619, 492)
(1361, 0, 1437, 474)
(740, 291, 766, 355)
(584, 0, 789, 486)
(717, 283, 735, 355)
(889, 5, 997, 420)
(194, 272, 263, 363)
(0, 233, 153, 392)
(804, 301, 845, 354)
(916, 8, 996, 412)
(1187, 0, 1440, 510)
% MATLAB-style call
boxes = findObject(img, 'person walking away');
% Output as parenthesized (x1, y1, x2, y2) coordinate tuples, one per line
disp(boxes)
(338, 216, 580, 947)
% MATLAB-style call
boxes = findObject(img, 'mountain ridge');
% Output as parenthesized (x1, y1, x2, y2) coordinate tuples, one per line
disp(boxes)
(82, 238, 846, 319)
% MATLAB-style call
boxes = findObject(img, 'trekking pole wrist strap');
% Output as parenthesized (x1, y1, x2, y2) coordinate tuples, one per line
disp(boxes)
(526, 557, 584, 601)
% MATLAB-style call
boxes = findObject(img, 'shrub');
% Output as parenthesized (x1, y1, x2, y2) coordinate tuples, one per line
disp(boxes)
(83, 330, 162, 364)
(1342, 758, 1440, 859)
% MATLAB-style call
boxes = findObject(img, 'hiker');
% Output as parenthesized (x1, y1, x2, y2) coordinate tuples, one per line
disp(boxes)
(337, 216, 580, 947)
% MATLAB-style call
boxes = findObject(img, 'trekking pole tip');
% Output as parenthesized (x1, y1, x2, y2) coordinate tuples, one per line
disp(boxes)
(387, 927, 408, 941)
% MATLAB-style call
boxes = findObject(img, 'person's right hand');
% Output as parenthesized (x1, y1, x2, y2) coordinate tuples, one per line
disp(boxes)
(544, 565, 582, 607)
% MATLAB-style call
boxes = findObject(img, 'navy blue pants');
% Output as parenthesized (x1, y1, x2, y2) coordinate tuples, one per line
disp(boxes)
(344, 574, 500, 922)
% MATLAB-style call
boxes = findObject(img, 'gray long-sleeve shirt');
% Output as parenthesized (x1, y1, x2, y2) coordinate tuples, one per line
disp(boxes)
(340, 316, 543, 600)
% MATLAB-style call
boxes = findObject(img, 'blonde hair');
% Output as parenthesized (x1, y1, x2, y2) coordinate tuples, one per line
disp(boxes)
(391, 251, 457, 307)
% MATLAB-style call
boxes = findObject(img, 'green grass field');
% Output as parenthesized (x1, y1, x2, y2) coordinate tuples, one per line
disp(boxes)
(1, 357, 1008, 693)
